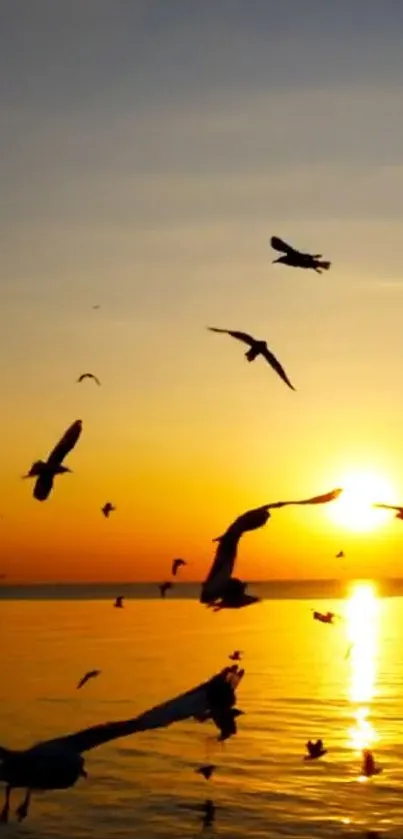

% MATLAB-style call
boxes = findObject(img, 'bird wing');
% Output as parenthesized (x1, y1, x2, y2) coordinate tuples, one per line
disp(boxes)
(33, 473, 54, 501)
(48, 670, 237, 754)
(77, 673, 91, 690)
(373, 503, 402, 512)
(267, 488, 343, 509)
(47, 420, 82, 466)
(208, 327, 255, 347)
(260, 346, 295, 390)
(270, 236, 298, 255)
(93, 376, 101, 386)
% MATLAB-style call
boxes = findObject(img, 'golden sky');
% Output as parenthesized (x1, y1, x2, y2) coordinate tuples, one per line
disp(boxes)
(1, 2, 403, 582)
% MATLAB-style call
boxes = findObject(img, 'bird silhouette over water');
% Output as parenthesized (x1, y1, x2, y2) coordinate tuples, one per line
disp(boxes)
(208, 327, 295, 391)
(270, 235, 331, 273)
(304, 739, 327, 760)
(196, 764, 216, 780)
(101, 502, 116, 518)
(200, 799, 216, 830)
(76, 670, 101, 690)
(373, 502, 403, 520)
(23, 420, 82, 501)
(229, 651, 243, 661)
(336, 550, 345, 558)
(114, 596, 124, 609)
(312, 610, 338, 625)
(77, 373, 101, 386)
(159, 581, 172, 598)
(361, 749, 382, 777)
(172, 558, 187, 577)
(0, 665, 243, 822)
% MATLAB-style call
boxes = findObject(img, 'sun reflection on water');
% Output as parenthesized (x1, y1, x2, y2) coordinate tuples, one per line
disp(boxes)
(346, 581, 379, 751)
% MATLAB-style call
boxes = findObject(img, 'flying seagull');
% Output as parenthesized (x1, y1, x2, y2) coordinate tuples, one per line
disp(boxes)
(76, 670, 101, 690)
(373, 503, 403, 520)
(312, 610, 339, 625)
(114, 596, 124, 609)
(201, 490, 342, 611)
(361, 749, 382, 778)
(0, 664, 244, 822)
(304, 739, 327, 760)
(23, 420, 82, 502)
(229, 651, 243, 661)
(172, 558, 187, 577)
(101, 502, 116, 518)
(159, 581, 172, 598)
(270, 235, 331, 273)
(196, 764, 216, 780)
(208, 327, 295, 391)
(77, 373, 101, 386)
(336, 550, 345, 558)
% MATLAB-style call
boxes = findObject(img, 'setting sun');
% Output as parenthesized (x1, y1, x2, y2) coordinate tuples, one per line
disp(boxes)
(329, 471, 395, 532)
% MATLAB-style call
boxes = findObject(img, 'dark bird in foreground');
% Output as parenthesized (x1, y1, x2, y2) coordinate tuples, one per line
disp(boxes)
(23, 420, 82, 501)
(101, 502, 116, 518)
(159, 581, 172, 598)
(208, 327, 295, 390)
(373, 503, 403, 520)
(229, 651, 243, 661)
(361, 749, 382, 777)
(312, 610, 338, 625)
(76, 670, 101, 690)
(270, 235, 331, 273)
(172, 558, 187, 577)
(114, 596, 124, 609)
(77, 373, 101, 386)
(196, 764, 216, 780)
(304, 739, 327, 760)
(336, 550, 345, 558)
(201, 490, 342, 611)
(200, 799, 216, 830)
(0, 665, 243, 822)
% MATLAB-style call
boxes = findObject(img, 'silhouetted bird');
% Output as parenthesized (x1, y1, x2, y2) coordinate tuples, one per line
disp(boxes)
(361, 749, 382, 777)
(200, 799, 216, 830)
(270, 235, 331, 273)
(77, 373, 101, 386)
(229, 651, 243, 661)
(23, 420, 82, 502)
(172, 558, 187, 577)
(0, 666, 242, 822)
(101, 502, 116, 518)
(304, 739, 327, 760)
(208, 327, 295, 390)
(312, 610, 337, 625)
(114, 596, 124, 608)
(92, 305, 100, 310)
(76, 670, 101, 690)
(196, 764, 216, 780)
(336, 550, 345, 558)
(373, 503, 403, 520)
(159, 581, 172, 598)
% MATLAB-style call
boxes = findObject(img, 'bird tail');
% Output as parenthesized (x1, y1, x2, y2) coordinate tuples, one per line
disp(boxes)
(317, 260, 331, 271)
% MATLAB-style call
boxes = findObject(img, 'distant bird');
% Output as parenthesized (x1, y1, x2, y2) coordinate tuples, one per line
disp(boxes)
(92, 305, 100, 310)
(77, 373, 101, 386)
(101, 502, 116, 518)
(76, 670, 101, 691)
(373, 503, 403, 520)
(361, 749, 382, 777)
(336, 550, 345, 558)
(229, 651, 243, 661)
(196, 764, 216, 780)
(270, 235, 331, 273)
(200, 799, 216, 830)
(208, 327, 295, 391)
(23, 420, 82, 502)
(172, 558, 187, 577)
(159, 581, 172, 598)
(312, 610, 338, 625)
(0, 665, 243, 822)
(304, 739, 327, 760)
(114, 596, 124, 609)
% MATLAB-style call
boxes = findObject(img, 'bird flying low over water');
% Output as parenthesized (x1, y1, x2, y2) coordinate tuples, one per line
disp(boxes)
(373, 503, 403, 520)
(200, 799, 216, 830)
(101, 502, 116, 518)
(172, 558, 187, 577)
(208, 327, 295, 390)
(336, 550, 345, 558)
(76, 670, 101, 690)
(196, 764, 216, 780)
(200, 490, 342, 611)
(114, 596, 124, 608)
(77, 373, 101, 386)
(0, 664, 244, 822)
(229, 651, 243, 661)
(159, 581, 172, 598)
(270, 235, 331, 273)
(361, 749, 382, 778)
(312, 610, 339, 625)
(23, 420, 82, 502)
(304, 739, 327, 760)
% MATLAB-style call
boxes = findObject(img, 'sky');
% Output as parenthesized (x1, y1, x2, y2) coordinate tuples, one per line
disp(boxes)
(2, 0, 403, 582)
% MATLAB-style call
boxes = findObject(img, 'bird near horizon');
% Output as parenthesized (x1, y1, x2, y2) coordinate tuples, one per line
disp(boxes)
(76, 670, 101, 691)
(270, 235, 331, 273)
(208, 327, 295, 391)
(114, 595, 124, 608)
(373, 502, 403, 520)
(172, 558, 187, 577)
(159, 581, 172, 598)
(0, 665, 243, 822)
(23, 420, 82, 502)
(101, 502, 116, 518)
(77, 373, 101, 386)
(312, 610, 339, 625)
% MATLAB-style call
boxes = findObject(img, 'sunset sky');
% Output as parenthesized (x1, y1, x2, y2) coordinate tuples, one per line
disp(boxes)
(2, 1, 403, 582)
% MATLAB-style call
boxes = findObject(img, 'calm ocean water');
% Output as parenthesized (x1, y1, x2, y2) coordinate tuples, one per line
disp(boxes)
(1, 582, 403, 838)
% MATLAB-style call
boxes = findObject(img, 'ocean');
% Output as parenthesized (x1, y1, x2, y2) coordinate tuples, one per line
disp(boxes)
(1, 580, 403, 838)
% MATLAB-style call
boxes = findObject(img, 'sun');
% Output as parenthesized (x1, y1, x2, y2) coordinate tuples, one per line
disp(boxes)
(329, 470, 395, 532)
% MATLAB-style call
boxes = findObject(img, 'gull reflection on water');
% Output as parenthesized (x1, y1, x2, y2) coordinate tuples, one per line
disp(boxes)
(346, 581, 379, 760)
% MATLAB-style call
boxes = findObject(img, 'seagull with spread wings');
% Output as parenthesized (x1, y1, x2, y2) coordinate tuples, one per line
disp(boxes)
(77, 373, 101, 386)
(270, 235, 331, 273)
(208, 327, 295, 390)
(76, 670, 101, 690)
(373, 503, 403, 520)
(172, 558, 187, 577)
(23, 420, 82, 501)
(0, 665, 244, 822)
